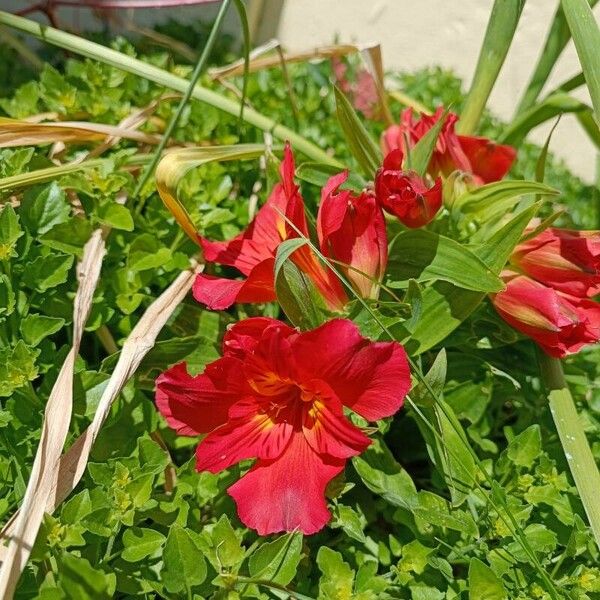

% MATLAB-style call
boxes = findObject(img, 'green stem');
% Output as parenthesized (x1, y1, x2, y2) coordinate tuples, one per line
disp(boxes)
(132, 0, 232, 206)
(457, 0, 526, 135)
(538, 351, 600, 551)
(0, 11, 341, 168)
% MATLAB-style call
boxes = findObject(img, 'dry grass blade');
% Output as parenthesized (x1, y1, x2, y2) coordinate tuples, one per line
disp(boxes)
(0, 262, 202, 560)
(0, 230, 106, 599)
(0, 117, 160, 148)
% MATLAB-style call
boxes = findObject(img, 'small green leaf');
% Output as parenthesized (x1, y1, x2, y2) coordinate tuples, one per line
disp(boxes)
(334, 85, 382, 177)
(248, 533, 303, 586)
(127, 234, 171, 272)
(161, 525, 206, 593)
(40, 218, 93, 257)
(0, 204, 23, 260)
(22, 253, 74, 292)
(295, 161, 366, 192)
(317, 547, 355, 600)
(96, 203, 134, 231)
(507, 425, 542, 467)
(468, 558, 507, 600)
(0, 274, 15, 317)
(410, 110, 446, 177)
(121, 527, 166, 563)
(20, 314, 65, 346)
(57, 554, 115, 599)
(20, 182, 70, 235)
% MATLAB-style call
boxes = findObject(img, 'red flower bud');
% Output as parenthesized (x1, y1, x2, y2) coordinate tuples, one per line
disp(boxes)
(382, 107, 516, 183)
(512, 228, 600, 298)
(491, 273, 600, 357)
(375, 149, 442, 228)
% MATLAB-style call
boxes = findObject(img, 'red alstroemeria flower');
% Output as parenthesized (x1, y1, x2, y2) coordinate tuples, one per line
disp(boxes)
(381, 107, 516, 184)
(194, 144, 388, 310)
(374, 149, 443, 228)
(194, 145, 346, 311)
(491, 272, 600, 357)
(155, 317, 410, 535)
(318, 171, 388, 298)
(511, 228, 600, 298)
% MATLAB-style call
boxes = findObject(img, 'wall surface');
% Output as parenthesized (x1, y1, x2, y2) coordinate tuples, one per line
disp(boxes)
(276, 0, 600, 182)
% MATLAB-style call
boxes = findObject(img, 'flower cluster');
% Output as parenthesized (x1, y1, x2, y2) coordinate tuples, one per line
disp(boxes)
(492, 228, 600, 357)
(154, 102, 598, 535)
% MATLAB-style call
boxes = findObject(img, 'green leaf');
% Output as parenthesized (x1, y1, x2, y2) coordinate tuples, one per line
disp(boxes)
(20, 314, 65, 346)
(274, 238, 328, 329)
(562, 0, 600, 127)
(458, 0, 526, 134)
(57, 554, 115, 599)
(161, 525, 207, 593)
(0, 204, 23, 260)
(0, 274, 15, 317)
(332, 504, 366, 543)
(295, 161, 366, 192)
(22, 253, 74, 292)
(210, 515, 245, 569)
(40, 218, 93, 257)
(121, 527, 166, 563)
(248, 533, 303, 586)
(0, 340, 39, 397)
(410, 110, 446, 177)
(317, 547, 355, 600)
(388, 230, 503, 292)
(413, 491, 478, 536)
(20, 182, 70, 235)
(468, 558, 507, 600)
(353, 439, 419, 510)
(96, 203, 134, 231)
(127, 234, 171, 272)
(507, 425, 542, 467)
(334, 85, 382, 177)
(407, 203, 538, 354)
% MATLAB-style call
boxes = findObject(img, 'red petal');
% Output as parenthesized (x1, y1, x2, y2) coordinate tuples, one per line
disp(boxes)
(302, 389, 371, 458)
(222, 317, 294, 358)
(292, 319, 411, 421)
(155, 358, 243, 436)
(195, 397, 295, 473)
(192, 258, 276, 310)
(228, 432, 344, 535)
(457, 135, 516, 183)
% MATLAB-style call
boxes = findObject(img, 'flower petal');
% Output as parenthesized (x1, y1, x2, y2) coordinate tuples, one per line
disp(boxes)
(192, 258, 276, 310)
(302, 388, 371, 458)
(155, 358, 243, 436)
(457, 135, 516, 183)
(292, 319, 410, 421)
(195, 397, 295, 473)
(228, 432, 344, 535)
(222, 316, 294, 358)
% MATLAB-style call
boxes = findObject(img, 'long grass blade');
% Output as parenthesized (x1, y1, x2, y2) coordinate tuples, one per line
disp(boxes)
(457, 0, 526, 134)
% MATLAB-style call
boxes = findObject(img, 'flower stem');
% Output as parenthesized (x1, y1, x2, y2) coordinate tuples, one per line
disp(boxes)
(538, 350, 600, 551)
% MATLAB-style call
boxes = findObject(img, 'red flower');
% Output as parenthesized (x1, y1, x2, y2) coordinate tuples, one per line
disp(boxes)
(155, 317, 410, 535)
(374, 149, 442, 228)
(194, 145, 346, 311)
(382, 107, 516, 184)
(511, 228, 600, 298)
(194, 145, 388, 310)
(318, 171, 388, 298)
(491, 273, 600, 357)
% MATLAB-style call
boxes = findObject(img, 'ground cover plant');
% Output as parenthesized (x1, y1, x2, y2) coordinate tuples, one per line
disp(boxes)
(1, 1, 600, 598)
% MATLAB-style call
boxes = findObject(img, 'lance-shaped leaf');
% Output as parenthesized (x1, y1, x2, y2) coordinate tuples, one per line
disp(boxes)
(409, 110, 447, 177)
(334, 85, 382, 177)
(387, 230, 503, 293)
(154, 144, 265, 242)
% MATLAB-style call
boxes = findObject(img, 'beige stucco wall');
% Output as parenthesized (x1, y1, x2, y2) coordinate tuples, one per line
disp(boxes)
(276, 0, 600, 182)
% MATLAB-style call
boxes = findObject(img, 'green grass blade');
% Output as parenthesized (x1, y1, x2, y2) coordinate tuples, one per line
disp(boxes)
(232, 0, 250, 125)
(561, 0, 600, 127)
(514, 0, 599, 116)
(457, 0, 526, 135)
(0, 11, 341, 168)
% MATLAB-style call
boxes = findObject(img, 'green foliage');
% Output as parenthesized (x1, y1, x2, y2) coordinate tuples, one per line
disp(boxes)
(0, 19, 599, 600)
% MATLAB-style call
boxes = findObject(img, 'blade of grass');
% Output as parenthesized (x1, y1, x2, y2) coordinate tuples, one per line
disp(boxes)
(561, 0, 600, 127)
(0, 11, 342, 168)
(132, 0, 232, 204)
(538, 351, 600, 551)
(457, 0, 526, 135)
(514, 0, 599, 116)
